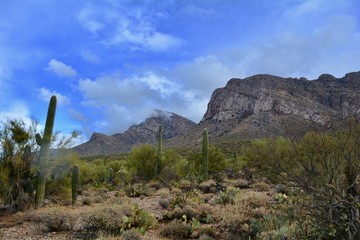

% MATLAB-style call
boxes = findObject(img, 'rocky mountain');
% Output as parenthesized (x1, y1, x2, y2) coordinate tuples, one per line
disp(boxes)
(168, 71, 360, 147)
(73, 109, 196, 156)
(74, 71, 360, 156)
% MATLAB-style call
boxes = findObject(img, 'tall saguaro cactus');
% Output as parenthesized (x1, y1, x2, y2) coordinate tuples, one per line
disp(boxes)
(156, 124, 163, 176)
(35, 95, 57, 208)
(72, 165, 79, 205)
(202, 128, 209, 180)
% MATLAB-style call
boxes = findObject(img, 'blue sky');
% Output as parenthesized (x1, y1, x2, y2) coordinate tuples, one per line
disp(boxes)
(0, 0, 359, 145)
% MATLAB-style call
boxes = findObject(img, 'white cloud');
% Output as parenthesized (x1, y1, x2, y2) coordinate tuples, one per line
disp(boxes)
(38, 87, 71, 105)
(0, 102, 31, 124)
(77, 4, 105, 33)
(233, 15, 360, 79)
(109, 22, 182, 52)
(81, 50, 100, 64)
(46, 59, 77, 77)
(172, 56, 236, 94)
(78, 3, 182, 52)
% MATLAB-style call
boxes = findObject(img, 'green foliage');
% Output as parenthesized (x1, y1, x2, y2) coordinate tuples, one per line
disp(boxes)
(243, 117, 360, 239)
(0, 119, 37, 210)
(160, 149, 186, 182)
(127, 144, 157, 181)
(202, 128, 209, 180)
(124, 183, 153, 197)
(156, 124, 163, 176)
(35, 95, 57, 208)
(186, 145, 226, 179)
(215, 188, 240, 205)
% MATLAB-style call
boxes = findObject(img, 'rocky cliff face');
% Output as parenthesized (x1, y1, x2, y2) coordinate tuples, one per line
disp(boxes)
(203, 73, 360, 123)
(167, 71, 360, 148)
(73, 109, 196, 156)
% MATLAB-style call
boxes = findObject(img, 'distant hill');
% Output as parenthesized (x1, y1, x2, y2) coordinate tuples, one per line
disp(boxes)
(73, 109, 196, 156)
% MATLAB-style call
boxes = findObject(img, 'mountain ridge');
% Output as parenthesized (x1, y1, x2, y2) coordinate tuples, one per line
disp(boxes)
(73, 109, 196, 156)
(74, 71, 360, 156)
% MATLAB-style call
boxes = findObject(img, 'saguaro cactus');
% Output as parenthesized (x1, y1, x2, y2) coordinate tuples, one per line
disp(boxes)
(72, 165, 79, 205)
(156, 124, 163, 176)
(108, 167, 114, 184)
(202, 128, 209, 180)
(35, 95, 57, 208)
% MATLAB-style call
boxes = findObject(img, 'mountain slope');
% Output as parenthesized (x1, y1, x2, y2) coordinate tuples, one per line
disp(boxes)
(73, 109, 196, 156)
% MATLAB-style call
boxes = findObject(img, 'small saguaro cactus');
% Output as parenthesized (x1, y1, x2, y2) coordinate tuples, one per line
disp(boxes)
(35, 95, 57, 208)
(72, 165, 79, 205)
(108, 167, 114, 184)
(156, 124, 163, 176)
(202, 128, 209, 180)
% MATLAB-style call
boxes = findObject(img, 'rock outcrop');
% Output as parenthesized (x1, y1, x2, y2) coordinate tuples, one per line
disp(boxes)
(203, 73, 359, 123)
(166, 71, 360, 147)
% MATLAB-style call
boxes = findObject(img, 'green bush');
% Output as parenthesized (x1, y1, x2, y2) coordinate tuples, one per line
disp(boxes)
(126, 144, 157, 181)
(186, 146, 226, 179)
(243, 117, 360, 239)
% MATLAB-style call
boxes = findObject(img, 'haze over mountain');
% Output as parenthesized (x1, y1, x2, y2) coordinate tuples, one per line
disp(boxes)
(74, 71, 360, 156)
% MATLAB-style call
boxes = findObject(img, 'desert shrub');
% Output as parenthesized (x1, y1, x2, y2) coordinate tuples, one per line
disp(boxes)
(199, 179, 217, 193)
(159, 198, 170, 209)
(251, 182, 271, 192)
(160, 149, 185, 182)
(160, 219, 193, 239)
(243, 117, 360, 239)
(214, 187, 240, 205)
(186, 146, 226, 178)
(0, 119, 37, 210)
(81, 203, 156, 237)
(219, 191, 270, 239)
(79, 161, 107, 186)
(82, 197, 92, 205)
(126, 144, 157, 181)
(121, 228, 142, 240)
(124, 183, 153, 197)
(34, 206, 76, 232)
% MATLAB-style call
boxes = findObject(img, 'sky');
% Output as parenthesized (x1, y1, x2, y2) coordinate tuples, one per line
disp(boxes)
(0, 0, 359, 145)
